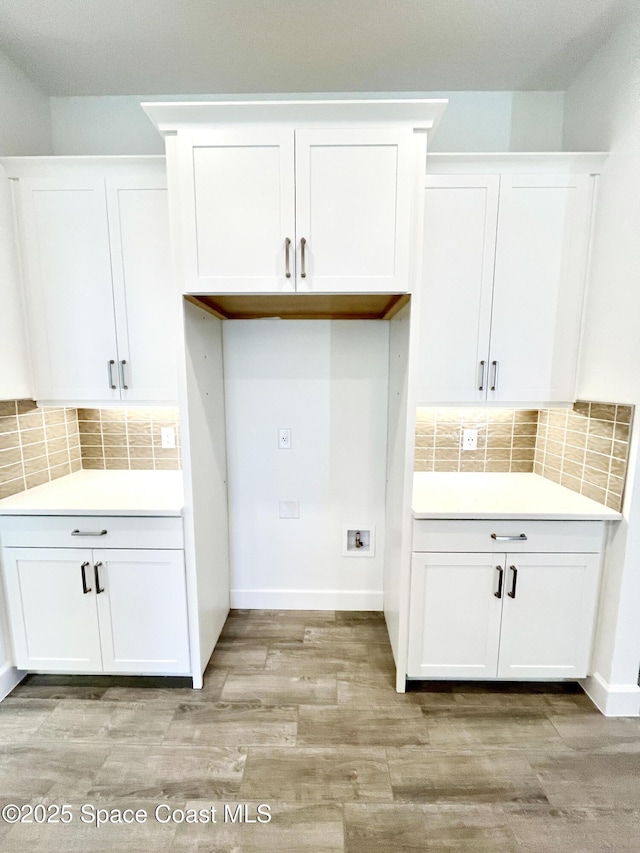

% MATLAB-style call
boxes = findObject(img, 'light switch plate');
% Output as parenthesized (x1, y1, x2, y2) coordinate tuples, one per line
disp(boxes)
(279, 500, 299, 518)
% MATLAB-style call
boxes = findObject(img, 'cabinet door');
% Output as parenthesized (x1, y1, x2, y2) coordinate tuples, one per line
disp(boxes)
(179, 129, 295, 293)
(407, 553, 503, 678)
(497, 552, 601, 679)
(488, 175, 593, 404)
(17, 173, 120, 402)
(416, 175, 499, 403)
(105, 163, 179, 402)
(95, 549, 190, 674)
(2, 548, 102, 672)
(295, 128, 413, 293)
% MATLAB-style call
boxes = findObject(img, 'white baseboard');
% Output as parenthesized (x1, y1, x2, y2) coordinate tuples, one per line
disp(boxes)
(230, 588, 383, 611)
(581, 671, 640, 716)
(0, 663, 26, 702)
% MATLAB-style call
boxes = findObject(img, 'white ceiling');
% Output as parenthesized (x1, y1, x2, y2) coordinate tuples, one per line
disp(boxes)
(0, 0, 627, 96)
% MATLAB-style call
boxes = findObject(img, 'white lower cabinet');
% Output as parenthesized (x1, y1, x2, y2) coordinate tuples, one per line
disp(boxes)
(2, 541, 190, 676)
(408, 521, 603, 680)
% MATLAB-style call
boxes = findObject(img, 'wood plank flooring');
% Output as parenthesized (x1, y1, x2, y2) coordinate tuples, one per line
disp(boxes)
(1, 609, 640, 851)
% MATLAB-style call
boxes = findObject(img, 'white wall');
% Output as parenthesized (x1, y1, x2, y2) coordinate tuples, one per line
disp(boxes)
(564, 0, 640, 715)
(0, 50, 52, 155)
(223, 319, 389, 609)
(48, 91, 566, 155)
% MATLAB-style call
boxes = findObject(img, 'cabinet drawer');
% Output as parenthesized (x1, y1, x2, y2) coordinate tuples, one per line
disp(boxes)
(0, 515, 183, 550)
(412, 519, 604, 554)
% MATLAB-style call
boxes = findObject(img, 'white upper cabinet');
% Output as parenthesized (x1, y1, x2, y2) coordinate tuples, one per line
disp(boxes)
(7, 159, 178, 404)
(294, 128, 413, 293)
(488, 175, 592, 403)
(105, 164, 179, 402)
(416, 156, 603, 406)
(175, 125, 417, 294)
(179, 129, 296, 293)
(417, 175, 499, 403)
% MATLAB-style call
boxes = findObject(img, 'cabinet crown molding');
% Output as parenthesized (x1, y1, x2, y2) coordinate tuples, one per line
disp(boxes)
(141, 98, 448, 134)
(426, 151, 608, 175)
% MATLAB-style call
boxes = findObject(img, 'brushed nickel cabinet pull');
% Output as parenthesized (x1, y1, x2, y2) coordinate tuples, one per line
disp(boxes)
(72, 529, 108, 537)
(300, 237, 307, 278)
(80, 561, 91, 594)
(107, 359, 116, 390)
(285, 237, 292, 278)
(494, 565, 504, 599)
(94, 562, 104, 594)
(490, 360, 499, 391)
(491, 533, 527, 542)
(478, 360, 486, 391)
(508, 565, 518, 599)
(119, 359, 128, 390)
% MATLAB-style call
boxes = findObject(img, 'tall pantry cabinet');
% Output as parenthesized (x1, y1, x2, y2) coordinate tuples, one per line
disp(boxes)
(142, 99, 446, 687)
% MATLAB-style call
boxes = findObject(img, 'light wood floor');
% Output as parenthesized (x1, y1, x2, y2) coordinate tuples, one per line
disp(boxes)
(1, 610, 639, 851)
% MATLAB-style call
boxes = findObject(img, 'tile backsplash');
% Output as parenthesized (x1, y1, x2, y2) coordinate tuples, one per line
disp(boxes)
(0, 400, 82, 500)
(0, 401, 182, 501)
(414, 400, 634, 512)
(415, 408, 538, 473)
(534, 402, 633, 511)
(78, 408, 181, 471)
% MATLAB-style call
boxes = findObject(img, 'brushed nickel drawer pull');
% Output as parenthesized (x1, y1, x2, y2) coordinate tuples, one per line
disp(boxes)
(71, 529, 108, 537)
(491, 533, 527, 542)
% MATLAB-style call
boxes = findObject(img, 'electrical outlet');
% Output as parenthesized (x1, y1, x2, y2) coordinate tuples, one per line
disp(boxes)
(278, 428, 291, 449)
(462, 429, 478, 451)
(160, 427, 176, 449)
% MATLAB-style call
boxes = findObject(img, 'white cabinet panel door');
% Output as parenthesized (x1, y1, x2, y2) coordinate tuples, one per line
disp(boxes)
(95, 549, 190, 674)
(19, 176, 120, 401)
(181, 130, 296, 293)
(295, 128, 413, 293)
(489, 175, 593, 403)
(417, 176, 499, 403)
(106, 164, 178, 402)
(4, 548, 102, 672)
(408, 553, 502, 679)
(497, 552, 601, 679)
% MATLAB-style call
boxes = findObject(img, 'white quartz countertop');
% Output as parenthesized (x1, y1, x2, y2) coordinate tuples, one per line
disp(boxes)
(413, 473, 621, 520)
(0, 470, 184, 516)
